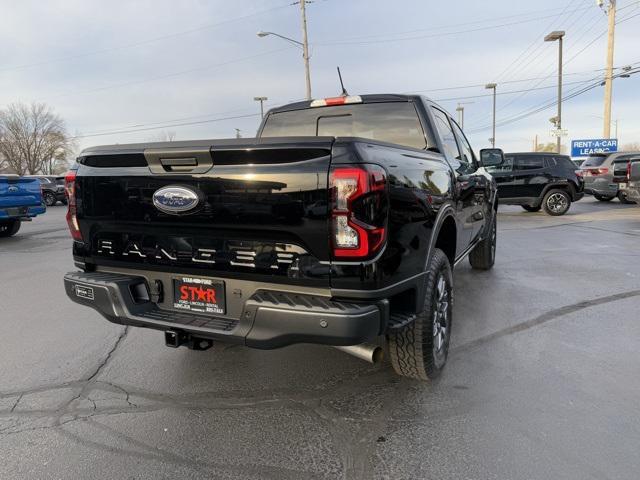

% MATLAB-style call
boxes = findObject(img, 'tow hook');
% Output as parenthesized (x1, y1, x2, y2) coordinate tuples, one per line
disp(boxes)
(164, 330, 213, 351)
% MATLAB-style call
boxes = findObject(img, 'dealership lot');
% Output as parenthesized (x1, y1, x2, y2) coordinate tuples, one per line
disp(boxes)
(1, 200, 639, 480)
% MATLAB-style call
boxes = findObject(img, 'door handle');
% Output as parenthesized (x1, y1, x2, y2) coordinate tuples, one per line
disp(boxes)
(159, 157, 198, 172)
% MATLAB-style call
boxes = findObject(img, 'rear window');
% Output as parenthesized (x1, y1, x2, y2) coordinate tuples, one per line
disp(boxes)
(582, 155, 607, 167)
(514, 155, 544, 170)
(261, 102, 427, 150)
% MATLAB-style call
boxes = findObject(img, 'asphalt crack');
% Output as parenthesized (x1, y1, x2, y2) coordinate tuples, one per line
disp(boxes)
(453, 288, 640, 354)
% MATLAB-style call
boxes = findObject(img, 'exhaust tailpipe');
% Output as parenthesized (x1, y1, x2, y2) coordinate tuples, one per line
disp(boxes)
(335, 343, 383, 364)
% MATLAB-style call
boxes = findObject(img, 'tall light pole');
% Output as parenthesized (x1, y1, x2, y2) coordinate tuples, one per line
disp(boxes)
(545, 30, 565, 154)
(257, 1, 312, 100)
(485, 83, 497, 147)
(455, 102, 474, 129)
(601, 0, 616, 138)
(254, 96, 268, 119)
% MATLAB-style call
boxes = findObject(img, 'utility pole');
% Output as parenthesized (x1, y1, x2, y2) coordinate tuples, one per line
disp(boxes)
(534, 134, 538, 152)
(254, 96, 268, 119)
(299, 0, 312, 100)
(603, 0, 616, 138)
(485, 83, 497, 147)
(545, 30, 565, 154)
(235, 128, 241, 139)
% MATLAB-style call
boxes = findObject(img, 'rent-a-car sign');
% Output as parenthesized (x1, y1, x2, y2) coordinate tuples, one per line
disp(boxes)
(571, 139, 618, 157)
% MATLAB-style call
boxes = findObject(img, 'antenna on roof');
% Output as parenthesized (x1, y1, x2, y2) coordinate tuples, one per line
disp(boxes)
(337, 67, 348, 97)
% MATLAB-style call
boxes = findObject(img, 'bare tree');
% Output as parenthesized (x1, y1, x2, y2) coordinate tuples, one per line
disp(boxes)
(0, 102, 72, 175)
(536, 142, 567, 154)
(150, 130, 177, 142)
(622, 142, 640, 151)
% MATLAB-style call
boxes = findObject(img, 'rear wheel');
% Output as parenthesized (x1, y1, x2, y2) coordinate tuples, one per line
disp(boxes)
(521, 205, 541, 212)
(469, 213, 496, 270)
(593, 193, 613, 202)
(543, 189, 571, 216)
(617, 191, 634, 204)
(0, 220, 21, 237)
(43, 192, 56, 206)
(387, 248, 453, 381)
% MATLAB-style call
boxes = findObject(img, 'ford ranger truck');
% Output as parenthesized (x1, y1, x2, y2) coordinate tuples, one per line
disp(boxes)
(0, 175, 46, 237)
(63, 94, 501, 380)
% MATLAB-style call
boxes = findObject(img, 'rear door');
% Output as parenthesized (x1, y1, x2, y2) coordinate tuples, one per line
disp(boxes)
(512, 155, 547, 198)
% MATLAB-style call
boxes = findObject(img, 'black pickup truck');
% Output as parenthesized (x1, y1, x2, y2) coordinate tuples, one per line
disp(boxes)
(63, 94, 501, 380)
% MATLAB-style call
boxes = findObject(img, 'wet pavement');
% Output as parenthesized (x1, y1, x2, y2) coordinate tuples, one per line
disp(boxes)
(1, 198, 639, 479)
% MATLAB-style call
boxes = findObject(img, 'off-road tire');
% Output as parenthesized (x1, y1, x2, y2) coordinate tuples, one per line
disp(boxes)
(594, 193, 613, 202)
(43, 192, 56, 206)
(469, 212, 496, 270)
(387, 248, 453, 381)
(521, 205, 541, 212)
(542, 189, 571, 216)
(0, 220, 21, 238)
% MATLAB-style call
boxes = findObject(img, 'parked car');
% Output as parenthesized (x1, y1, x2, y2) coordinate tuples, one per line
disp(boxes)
(25, 175, 67, 206)
(0, 175, 46, 237)
(580, 151, 640, 203)
(63, 93, 501, 381)
(486, 152, 584, 215)
(621, 159, 640, 204)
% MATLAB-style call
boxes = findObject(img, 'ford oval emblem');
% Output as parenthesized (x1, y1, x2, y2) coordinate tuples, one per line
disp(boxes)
(152, 186, 200, 214)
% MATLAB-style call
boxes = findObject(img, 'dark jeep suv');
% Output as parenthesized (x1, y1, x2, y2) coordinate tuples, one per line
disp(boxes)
(487, 152, 584, 215)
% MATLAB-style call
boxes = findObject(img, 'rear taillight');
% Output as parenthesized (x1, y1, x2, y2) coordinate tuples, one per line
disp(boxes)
(627, 162, 632, 181)
(575, 170, 583, 177)
(64, 171, 82, 241)
(329, 164, 387, 259)
(583, 167, 608, 176)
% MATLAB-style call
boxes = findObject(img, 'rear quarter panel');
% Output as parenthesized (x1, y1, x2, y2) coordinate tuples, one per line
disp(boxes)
(329, 139, 453, 295)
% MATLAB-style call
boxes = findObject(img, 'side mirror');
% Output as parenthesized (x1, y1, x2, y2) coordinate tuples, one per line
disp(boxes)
(479, 148, 505, 168)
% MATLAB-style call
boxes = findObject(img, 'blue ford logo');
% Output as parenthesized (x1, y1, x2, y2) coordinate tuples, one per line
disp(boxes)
(152, 186, 199, 214)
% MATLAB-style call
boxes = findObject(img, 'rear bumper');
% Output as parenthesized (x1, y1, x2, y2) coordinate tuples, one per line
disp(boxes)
(0, 205, 46, 219)
(64, 271, 384, 349)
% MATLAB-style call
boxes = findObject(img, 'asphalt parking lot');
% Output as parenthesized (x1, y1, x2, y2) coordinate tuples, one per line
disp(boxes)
(1, 199, 639, 480)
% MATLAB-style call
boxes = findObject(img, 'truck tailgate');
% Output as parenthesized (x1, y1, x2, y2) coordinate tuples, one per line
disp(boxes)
(0, 177, 42, 208)
(74, 138, 334, 286)
(629, 161, 640, 182)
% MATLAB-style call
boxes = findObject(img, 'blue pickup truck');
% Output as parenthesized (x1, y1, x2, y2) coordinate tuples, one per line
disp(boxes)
(0, 176, 46, 237)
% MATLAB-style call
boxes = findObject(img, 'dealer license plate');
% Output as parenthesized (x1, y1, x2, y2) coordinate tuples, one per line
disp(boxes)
(173, 276, 225, 315)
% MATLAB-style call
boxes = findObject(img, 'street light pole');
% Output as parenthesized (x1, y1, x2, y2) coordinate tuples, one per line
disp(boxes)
(257, 16, 312, 100)
(455, 101, 474, 130)
(545, 31, 565, 154)
(485, 83, 497, 147)
(254, 96, 268, 119)
(299, 0, 312, 100)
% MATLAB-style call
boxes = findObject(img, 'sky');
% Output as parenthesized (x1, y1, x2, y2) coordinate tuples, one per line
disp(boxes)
(0, 0, 639, 155)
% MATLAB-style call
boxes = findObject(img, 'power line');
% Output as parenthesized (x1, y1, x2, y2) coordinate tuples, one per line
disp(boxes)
(0, 3, 292, 74)
(71, 113, 261, 139)
(495, 0, 580, 84)
(47, 47, 294, 100)
(466, 68, 640, 133)
(315, 4, 592, 43)
(315, 10, 593, 46)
